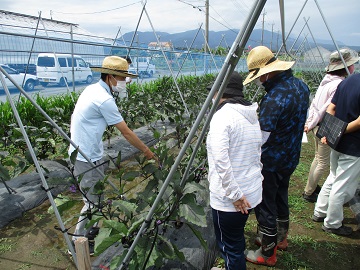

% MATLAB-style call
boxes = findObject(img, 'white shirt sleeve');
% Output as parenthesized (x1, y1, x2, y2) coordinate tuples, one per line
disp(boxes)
(261, 130, 271, 145)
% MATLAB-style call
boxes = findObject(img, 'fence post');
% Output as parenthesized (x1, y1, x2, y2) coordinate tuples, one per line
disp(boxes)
(75, 237, 92, 270)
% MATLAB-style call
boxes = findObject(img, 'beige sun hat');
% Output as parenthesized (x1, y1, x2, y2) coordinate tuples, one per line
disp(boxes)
(326, 48, 359, 72)
(243, 46, 295, 85)
(90, 56, 138, 78)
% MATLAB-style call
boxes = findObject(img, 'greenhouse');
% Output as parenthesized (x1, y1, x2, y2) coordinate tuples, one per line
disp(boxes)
(0, 9, 119, 67)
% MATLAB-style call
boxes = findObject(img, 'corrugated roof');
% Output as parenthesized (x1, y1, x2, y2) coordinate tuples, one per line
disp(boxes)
(0, 9, 110, 45)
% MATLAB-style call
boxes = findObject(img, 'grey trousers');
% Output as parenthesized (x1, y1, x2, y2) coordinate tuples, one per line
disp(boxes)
(72, 159, 104, 240)
(314, 150, 360, 229)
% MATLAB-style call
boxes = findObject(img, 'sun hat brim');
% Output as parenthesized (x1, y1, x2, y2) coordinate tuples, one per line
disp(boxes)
(326, 57, 359, 72)
(90, 67, 138, 78)
(243, 59, 295, 85)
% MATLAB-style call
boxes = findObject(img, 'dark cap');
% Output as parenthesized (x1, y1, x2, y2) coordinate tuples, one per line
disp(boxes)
(207, 71, 244, 97)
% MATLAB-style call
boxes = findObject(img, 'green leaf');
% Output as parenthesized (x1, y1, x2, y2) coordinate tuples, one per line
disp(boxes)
(102, 220, 128, 235)
(157, 235, 175, 259)
(122, 171, 141, 181)
(186, 223, 208, 250)
(142, 178, 159, 200)
(115, 151, 122, 167)
(179, 193, 206, 227)
(69, 148, 78, 165)
(110, 252, 127, 270)
(136, 237, 160, 269)
(183, 182, 205, 195)
(142, 163, 158, 175)
(152, 129, 161, 140)
(112, 200, 137, 219)
(0, 163, 11, 181)
(47, 195, 77, 215)
(53, 159, 69, 169)
(95, 227, 122, 255)
(2, 159, 16, 167)
(24, 150, 34, 164)
(128, 215, 145, 235)
(172, 241, 185, 261)
(93, 180, 105, 195)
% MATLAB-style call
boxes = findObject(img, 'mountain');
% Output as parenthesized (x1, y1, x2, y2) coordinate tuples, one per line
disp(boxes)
(120, 29, 360, 52)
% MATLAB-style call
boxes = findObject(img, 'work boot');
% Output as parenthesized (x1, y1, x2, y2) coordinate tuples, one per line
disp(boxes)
(254, 224, 262, 247)
(246, 225, 277, 266)
(254, 220, 288, 251)
(277, 218, 289, 251)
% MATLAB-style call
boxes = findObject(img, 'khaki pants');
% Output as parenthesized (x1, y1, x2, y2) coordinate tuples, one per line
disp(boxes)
(304, 127, 330, 195)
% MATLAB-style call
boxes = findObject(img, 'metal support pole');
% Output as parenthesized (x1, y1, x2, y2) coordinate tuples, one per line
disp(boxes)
(175, 25, 202, 79)
(205, 0, 209, 53)
(70, 25, 76, 92)
(201, 28, 220, 73)
(303, 17, 325, 65)
(0, 70, 78, 266)
(141, 0, 190, 116)
(276, 0, 309, 57)
(126, 1, 147, 58)
(109, 27, 122, 56)
(184, 40, 198, 75)
(38, 16, 72, 98)
(302, 37, 323, 82)
(180, 0, 267, 188)
(117, 1, 268, 268)
(285, 18, 309, 60)
(313, 0, 350, 76)
(20, 11, 41, 97)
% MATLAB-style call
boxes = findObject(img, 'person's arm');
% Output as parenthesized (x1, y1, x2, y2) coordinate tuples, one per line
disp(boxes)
(320, 103, 337, 144)
(326, 103, 336, 116)
(261, 130, 271, 145)
(345, 116, 360, 134)
(114, 121, 155, 159)
(325, 102, 360, 133)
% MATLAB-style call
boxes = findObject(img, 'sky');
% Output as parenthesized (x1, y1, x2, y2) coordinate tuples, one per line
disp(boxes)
(2, 0, 360, 46)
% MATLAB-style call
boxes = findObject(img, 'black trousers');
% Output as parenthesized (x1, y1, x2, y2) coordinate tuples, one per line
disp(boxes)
(255, 168, 294, 229)
(212, 208, 249, 270)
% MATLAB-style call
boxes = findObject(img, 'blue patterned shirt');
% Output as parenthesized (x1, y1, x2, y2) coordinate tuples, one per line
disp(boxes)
(259, 69, 310, 172)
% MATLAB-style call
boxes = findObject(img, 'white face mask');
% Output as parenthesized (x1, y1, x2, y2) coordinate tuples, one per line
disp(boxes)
(111, 76, 127, 92)
(212, 93, 218, 104)
(254, 78, 264, 88)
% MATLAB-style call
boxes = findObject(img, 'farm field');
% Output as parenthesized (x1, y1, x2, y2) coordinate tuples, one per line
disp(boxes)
(0, 132, 359, 270)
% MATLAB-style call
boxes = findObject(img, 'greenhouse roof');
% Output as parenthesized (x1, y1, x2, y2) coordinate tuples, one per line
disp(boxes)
(0, 9, 111, 45)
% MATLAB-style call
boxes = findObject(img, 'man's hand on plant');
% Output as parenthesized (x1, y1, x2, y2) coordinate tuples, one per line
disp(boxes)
(144, 148, 158, 161)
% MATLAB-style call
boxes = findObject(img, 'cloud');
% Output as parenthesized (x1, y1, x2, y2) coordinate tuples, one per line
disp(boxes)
(1, 0, 359, 46)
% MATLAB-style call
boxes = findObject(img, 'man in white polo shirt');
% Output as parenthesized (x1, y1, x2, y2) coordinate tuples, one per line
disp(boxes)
(68, 56, 156, 255)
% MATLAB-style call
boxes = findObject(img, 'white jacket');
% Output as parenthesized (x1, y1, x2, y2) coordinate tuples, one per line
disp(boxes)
(207, 102, 263, 212)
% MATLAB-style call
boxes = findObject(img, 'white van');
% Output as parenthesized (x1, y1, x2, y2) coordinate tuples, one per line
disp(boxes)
(36, 53, 93, 87)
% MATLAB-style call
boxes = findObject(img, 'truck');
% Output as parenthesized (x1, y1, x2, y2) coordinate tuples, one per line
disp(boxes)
(128, 57, 156, 78)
